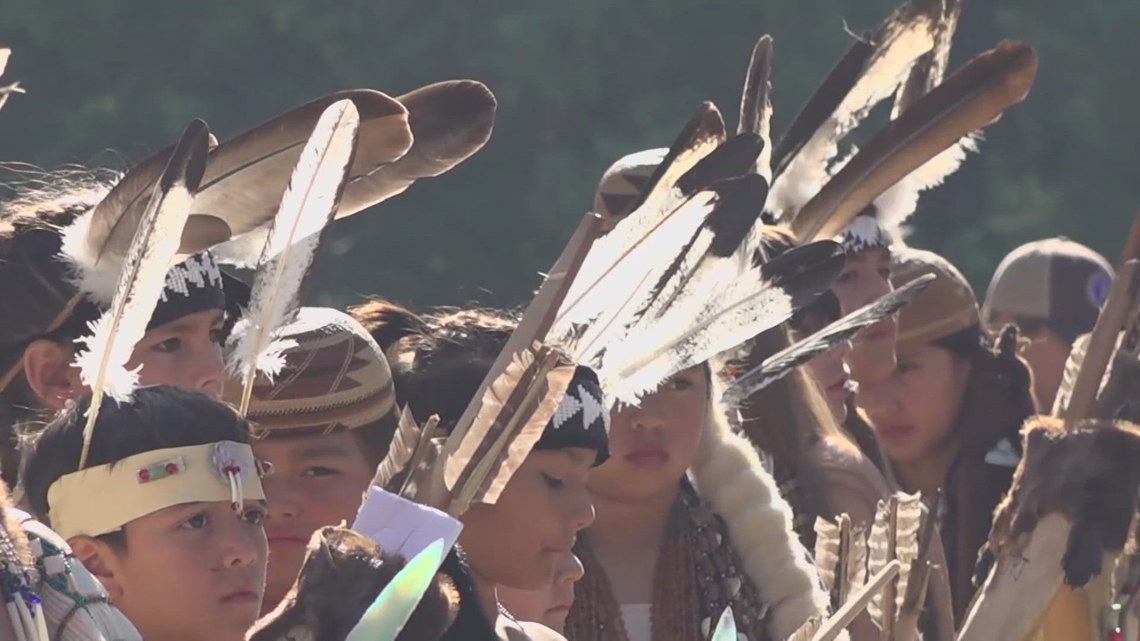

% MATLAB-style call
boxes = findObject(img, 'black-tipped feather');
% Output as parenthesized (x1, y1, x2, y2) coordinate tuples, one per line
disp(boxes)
(792, 40, 1038, 242)
(738, 36, 774, 179)
(723, 273, 936, 403)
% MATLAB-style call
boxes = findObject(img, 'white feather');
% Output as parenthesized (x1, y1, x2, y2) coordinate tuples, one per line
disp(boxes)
(73, 185, 194, 402)
(554, 189, 716, 359)
(769, 11, 939, 222)
(225, 100, 360, 389)
(601, 269, 794, 403)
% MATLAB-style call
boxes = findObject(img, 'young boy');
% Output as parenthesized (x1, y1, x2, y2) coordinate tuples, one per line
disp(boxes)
(22, 386, 269, 641)
(224, 307, 401, 613)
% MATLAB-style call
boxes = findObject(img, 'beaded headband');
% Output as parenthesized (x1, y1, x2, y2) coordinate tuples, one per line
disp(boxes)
(46, 441, 269, 539)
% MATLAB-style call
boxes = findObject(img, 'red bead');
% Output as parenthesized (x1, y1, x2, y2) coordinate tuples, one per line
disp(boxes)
(138, 469, 151, 482)
(165, 462, 179, 475)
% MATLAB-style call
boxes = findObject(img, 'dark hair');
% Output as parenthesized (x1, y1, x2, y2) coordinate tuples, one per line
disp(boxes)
(352, 300, 517, 435)
(23, 385, 254, 544)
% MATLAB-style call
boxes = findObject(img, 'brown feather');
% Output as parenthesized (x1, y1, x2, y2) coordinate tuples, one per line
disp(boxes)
(737, 35, 774, 181)
(191, 90, 411, 247)
(792, 40, 1038, 243)
(340, 80, 496, 214)
(449, 348, 574, 512)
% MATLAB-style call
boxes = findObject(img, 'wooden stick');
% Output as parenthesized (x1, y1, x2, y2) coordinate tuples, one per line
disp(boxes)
(813, 560, 902, 641)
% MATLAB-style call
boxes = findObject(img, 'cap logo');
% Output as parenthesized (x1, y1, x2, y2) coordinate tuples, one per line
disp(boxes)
(1086, 272, 1111, 308)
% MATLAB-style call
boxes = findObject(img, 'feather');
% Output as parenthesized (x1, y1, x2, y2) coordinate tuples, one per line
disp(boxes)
(792, 40, 1038, 243)
(601, 241, 844, 403)
(440, 214, 599, 514)
(738, 35, 774, 181)
(194, 90, 410, 263)
(867, 493, 923, 628)
(446, 346, 575, 513)
(814, 516, 842, 597)
(73, 120, 210, 469)
(723, 272, 936, 404)
(371, 406, 422, 490)
(768, 0, 942, 221)
(709, 607, 737, 641)
(396, 415, 442, 499)
(0, 48, 23, 115)
(555, 134, 764, 356)
(343, 539, 447, 641)
(340, 80, 496, 214)
(618, 102, 727, 225)
(893, 0, 961, 117)
(627, 172, 768, 332)
(226, 100, 360, 415)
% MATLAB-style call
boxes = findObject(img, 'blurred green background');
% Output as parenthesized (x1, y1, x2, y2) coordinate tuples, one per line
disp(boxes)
(1, 0, 1135, 309)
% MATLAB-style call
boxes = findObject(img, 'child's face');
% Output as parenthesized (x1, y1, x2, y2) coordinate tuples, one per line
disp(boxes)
(124, 308, 227, 398)
(497, 549, 584, 633)
(103, 500, 268, 641)
(460, 448, 596, 591)
(254, 429, 375, 612)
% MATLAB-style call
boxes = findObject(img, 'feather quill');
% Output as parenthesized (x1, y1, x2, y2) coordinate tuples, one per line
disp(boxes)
(738, 36, 774, 181)
(226, 100, 361, 415)
(343, 539, 447, 641)
(73, 120, 210, 469)
(723, 273, 935, 404)
(792, 40, 1038, 243)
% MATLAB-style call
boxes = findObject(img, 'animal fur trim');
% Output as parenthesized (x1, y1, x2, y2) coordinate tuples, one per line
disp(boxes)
(690, 379, 834, 639)
(983, 416, 1140, 588)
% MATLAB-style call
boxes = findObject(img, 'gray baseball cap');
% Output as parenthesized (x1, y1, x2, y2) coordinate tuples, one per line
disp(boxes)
(982, 237, 1113, 344)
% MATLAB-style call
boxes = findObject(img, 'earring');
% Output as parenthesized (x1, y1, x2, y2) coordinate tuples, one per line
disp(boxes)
(62, 397, 76, 411)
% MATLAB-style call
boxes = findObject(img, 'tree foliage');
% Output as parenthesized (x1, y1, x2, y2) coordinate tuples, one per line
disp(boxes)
(1, 0, 1135, 307)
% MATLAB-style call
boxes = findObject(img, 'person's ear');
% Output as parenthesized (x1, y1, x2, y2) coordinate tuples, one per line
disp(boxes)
(22, 339, 82, 410)
(70, 535, 125, 601)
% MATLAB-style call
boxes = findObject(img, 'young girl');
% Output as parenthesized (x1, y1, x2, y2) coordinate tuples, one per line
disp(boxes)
(22, 386, 270, 641)
(352, 301, 610, 641)
(564, 362, 827, 641)
(856, 247, 1035, 623)
(497, 550, 584, 635)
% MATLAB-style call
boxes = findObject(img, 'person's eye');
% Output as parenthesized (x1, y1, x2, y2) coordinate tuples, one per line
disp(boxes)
(180, 513, 210, 530)
(152, 337, 181, 353)
(301, 467, 339, 478)
(897, 359, 919, 375)
(242, 508, 266, 526)
(836, 270, 857, 285)
(542, 473, 565, 490)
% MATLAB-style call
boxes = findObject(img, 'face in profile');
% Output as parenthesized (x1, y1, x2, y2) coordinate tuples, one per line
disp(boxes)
(831, 248, 897, 382)
(857, 343, 971, 467)
(497, 549, 585, 633)
(793, 306, 854, 422)
(588, 365, 709, 502)
(459, 448, 596, 591)
(75, 499, 269, 641)
(255, 429, 376, 613)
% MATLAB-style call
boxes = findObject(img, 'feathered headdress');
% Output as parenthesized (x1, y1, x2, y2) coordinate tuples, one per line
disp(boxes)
(753, 0, 1035, 252)
(553, 103, 845, 405)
